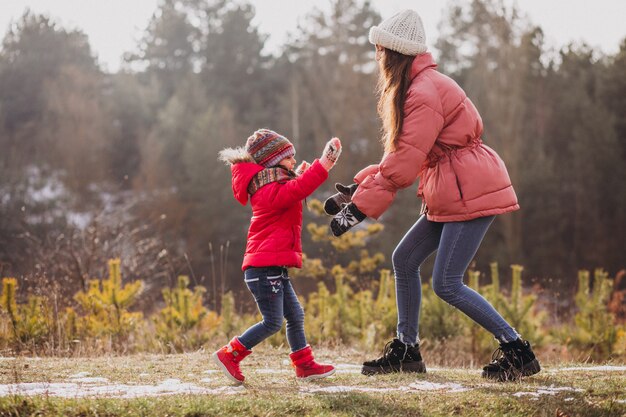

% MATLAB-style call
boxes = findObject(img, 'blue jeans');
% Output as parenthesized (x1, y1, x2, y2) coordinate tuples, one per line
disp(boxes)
(393, 215, 520, 345)
(238, 266, 307, 352)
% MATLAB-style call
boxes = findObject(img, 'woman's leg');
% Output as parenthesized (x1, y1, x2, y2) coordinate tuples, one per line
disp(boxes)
(431, 216, 519, 342)
(282, 276, 307, 352)
(393, 215, 443, 345)
(238, 267, 285, 349)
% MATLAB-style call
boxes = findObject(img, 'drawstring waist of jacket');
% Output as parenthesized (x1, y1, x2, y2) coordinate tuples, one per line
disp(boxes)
(425, 137, 483, 168)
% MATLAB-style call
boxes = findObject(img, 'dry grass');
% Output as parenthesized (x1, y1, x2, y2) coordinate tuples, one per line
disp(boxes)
(0, 346, 624, 416)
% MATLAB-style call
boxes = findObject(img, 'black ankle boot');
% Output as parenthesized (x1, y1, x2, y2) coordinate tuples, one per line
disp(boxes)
(482, 339, 541, 381)
(362, 339, 426, 375)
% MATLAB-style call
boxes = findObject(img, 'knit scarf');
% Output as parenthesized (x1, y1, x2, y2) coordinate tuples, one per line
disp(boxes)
(248, 167, 295, 196)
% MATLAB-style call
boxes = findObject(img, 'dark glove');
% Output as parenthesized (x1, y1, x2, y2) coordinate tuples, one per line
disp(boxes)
(323, 183, 358, 215)
(330, 203, 366, 237)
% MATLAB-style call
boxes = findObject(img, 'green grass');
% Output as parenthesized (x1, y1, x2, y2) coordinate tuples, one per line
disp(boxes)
(0, 347, 624, 416)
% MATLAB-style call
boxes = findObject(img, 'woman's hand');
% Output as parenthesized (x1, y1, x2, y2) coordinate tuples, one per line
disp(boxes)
(320, 137, 342, 171)
(329, 202, 366, 236)
(323, 182, 358, 215)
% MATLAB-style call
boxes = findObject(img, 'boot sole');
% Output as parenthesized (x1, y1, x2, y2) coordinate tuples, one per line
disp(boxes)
(298, 368, 336, 381)
(211, 352, 244, 385)
(362, 361, 426, 376)
(482, 359, 541, 382)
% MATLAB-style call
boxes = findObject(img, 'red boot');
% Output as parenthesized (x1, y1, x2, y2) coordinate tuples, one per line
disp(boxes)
(212, 337, 252, 384)
(290, 345, 336, 381)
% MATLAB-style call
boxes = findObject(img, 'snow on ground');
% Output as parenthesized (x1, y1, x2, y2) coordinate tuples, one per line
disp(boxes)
(552, 366, 626, 372)
(0, 379, 245, 398)
(334, 364, 362, 373)
(68, 372, 109, 384)
(256, 368, 289, 374)
(69, 372, 91, 379)
(0, 364, 623, 398)
(408, 381, 469, 392)
(512, 385, 585, 398)
(70, 377, 110, 384)
(301, 381, 470, 394)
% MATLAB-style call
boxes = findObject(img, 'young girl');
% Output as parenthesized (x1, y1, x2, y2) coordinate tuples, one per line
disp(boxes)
(214, 129, 341, 384)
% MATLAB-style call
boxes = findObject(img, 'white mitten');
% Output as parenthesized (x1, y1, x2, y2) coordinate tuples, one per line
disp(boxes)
(320, 138, 342, 171)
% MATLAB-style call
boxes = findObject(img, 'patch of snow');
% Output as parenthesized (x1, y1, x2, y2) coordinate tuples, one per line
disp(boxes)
(408, 381, 469, 393)
(67, 212, 92, 229)
(256, 368, 289, 374)
(616, 399, 625, 404)
(139, 373, 149, 378)
(432, 367, 484, 374)
(70, 377, 109, 384)
(204, 370, 219, 375)
(200, 378, 212, 383)
(0, 380, 245, 398)
(553, 366, 626, 372)
(334, 364, 362, 374)
(0, 383, 77, 397)
(69, 372, 91, 378)
(512, 385, 584, 398)
(302, 385, 405, 394)
(302, 381, 470, 394)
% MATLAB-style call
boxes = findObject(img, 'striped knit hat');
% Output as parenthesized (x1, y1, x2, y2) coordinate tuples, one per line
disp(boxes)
(245, 129, 295, 167)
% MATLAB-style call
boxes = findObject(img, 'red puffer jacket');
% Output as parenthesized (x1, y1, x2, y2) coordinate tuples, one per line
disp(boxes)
(352, 52, 519, 222)
(230, 159, 328, 271)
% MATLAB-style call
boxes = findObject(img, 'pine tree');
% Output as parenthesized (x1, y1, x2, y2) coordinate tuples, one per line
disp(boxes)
(565, 269, 623, 359)
(0, 277, 53, 352)
(74, 259, 144, 346)
(155, 275, 220, 351)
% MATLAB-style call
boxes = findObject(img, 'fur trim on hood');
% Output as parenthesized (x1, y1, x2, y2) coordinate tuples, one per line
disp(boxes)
(218, 147, 254, 165)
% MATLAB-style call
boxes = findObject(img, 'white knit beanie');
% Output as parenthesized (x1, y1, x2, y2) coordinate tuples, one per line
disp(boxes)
(369, 9, 427, 56)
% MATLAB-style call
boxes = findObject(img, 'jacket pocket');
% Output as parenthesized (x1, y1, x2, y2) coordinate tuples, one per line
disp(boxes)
(449, 160, 465, 204)
(455, 175, 464, 200)
(422, 161, 463, 213)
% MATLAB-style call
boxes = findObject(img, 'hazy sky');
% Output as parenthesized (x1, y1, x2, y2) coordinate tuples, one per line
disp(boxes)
(1, 0, 625, 72)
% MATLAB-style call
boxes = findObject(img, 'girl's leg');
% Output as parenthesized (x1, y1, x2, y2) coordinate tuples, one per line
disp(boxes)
(282, 276, 307, 352)
(432, 216, 519, 343)
(393, 215, 443, 345)
(238, 267, 285, 349)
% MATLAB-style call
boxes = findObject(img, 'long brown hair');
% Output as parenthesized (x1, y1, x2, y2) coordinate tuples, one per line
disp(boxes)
(377, 48, 415, 153)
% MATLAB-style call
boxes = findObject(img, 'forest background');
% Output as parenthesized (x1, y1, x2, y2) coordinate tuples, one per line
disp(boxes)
(0, 0, 624, 359)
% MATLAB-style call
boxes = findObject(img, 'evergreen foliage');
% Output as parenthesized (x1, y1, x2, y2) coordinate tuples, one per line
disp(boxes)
(560, 269, 626, 359)
(154, 275, 221, 351)
(73, 259, 144, 345)
(0, 259, 623, 361)
(0, 277, 52, 351)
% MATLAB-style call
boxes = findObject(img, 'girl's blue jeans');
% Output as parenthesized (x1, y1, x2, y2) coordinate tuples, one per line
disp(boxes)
(393, 214, 520, 345)
(238, 266, 307, 352)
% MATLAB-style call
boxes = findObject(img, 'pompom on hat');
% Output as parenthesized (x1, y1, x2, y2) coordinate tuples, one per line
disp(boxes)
(369, 9, 427, 56)
(245, 129, 295, 167)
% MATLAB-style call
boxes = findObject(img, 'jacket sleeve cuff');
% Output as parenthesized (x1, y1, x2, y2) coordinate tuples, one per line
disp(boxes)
(354, 164, 379, 184)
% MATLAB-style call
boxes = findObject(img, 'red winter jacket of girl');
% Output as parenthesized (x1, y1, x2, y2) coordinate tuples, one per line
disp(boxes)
(230, 158, 328, 271)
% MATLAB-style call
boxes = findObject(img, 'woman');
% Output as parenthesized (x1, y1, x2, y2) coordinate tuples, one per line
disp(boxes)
(326, 9, 540, 382)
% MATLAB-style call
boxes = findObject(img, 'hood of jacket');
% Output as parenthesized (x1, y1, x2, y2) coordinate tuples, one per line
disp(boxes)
(231, 162, 264, 205)
(219, 146, 264, 205)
